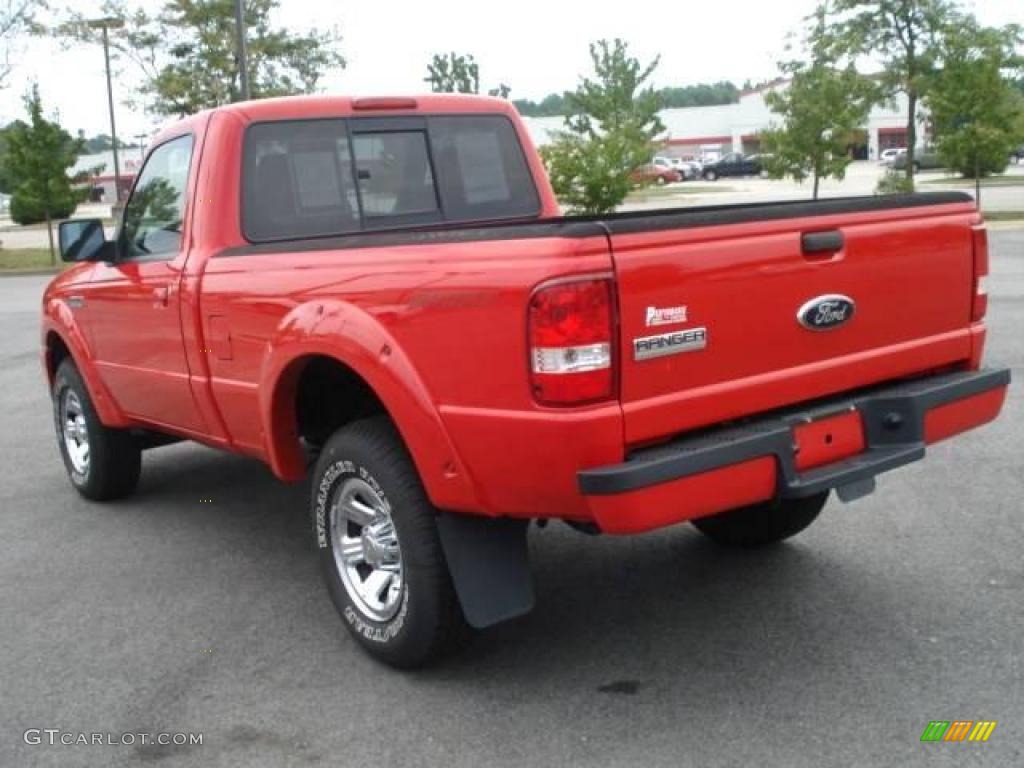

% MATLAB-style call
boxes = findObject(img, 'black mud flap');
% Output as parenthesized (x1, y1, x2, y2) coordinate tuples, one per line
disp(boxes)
(436, 513, 534, 629)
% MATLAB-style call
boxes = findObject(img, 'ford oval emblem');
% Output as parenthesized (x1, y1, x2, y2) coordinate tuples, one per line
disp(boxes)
(797, 294, 855, 331)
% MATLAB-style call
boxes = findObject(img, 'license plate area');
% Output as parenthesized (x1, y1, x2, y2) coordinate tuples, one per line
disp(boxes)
(792, 409, 865, 471)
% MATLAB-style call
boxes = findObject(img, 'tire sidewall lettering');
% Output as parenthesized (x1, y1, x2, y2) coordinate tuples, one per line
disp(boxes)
(314, 459, 353, 549)
(316, 457, 408, 645)
(342, 590, 408, 644)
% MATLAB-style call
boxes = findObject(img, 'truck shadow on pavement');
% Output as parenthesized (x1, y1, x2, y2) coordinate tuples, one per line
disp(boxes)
(126, 442, 922, 706)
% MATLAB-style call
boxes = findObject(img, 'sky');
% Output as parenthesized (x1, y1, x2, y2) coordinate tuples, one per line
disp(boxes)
(1, 0, 1020, 141)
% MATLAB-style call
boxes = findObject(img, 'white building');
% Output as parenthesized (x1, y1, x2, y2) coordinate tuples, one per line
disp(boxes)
(71, 150, 143, 202)
(522, 82, 924, 162)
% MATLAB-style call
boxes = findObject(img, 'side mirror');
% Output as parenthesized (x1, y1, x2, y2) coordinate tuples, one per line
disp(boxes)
(58, 219, 113, 263)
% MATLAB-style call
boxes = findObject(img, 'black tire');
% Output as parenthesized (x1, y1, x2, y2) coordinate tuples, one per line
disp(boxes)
(311, 416, 468, 668)
(52, 359, 141, 501)
(703, 169, 717, 181)
(691, 492, 828, 548)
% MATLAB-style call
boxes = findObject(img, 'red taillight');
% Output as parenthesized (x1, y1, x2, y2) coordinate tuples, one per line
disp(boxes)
(528, 277, 615, 405)
(971, 225, 988, 321)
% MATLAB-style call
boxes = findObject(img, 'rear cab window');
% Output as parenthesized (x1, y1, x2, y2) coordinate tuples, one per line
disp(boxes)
(241, 114, 540, 243)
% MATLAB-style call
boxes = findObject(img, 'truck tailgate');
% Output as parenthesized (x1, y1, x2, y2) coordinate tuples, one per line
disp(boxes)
(606, 194, 980, 445)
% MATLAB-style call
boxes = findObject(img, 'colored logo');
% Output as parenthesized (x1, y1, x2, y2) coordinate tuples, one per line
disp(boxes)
(920, 721, 997, 742)
(645, 305, 687, 327)
(796, 294, 855, 331)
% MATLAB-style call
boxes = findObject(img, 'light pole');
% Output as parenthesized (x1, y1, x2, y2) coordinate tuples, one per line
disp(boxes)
(133, 132, 148, 162)
(86, 17, 125, 201)
(234, 0, 250, 100)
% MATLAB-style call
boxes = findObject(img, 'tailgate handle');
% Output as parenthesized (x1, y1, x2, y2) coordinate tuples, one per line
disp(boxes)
(802, 230, 844, 254)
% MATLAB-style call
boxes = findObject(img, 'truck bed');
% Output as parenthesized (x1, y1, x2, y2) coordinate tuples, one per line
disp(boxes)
(217, 189, 980, 454)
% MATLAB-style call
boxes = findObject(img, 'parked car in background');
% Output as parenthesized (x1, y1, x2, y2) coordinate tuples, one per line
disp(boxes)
(879, 148, 906, 166)
(745, 153, 773, 178)
(1010, 145, 1024, 164)
(632, 161, 681, 185)
(683, 156, 703, 172)
(891, 150, 944, 172)
(653, 156, 699, 181)
(701, 152, 762, 180)
(676, 158, 703, 179)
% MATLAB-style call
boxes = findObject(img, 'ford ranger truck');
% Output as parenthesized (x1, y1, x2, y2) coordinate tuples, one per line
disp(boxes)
(42, 94, 1010, 667)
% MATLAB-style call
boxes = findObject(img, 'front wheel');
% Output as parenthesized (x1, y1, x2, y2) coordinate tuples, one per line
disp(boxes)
(691, 492, 828, 548)
(703, 169, 718, 181)
(311, 417, 468, 667)
(52, 359, 141, 500)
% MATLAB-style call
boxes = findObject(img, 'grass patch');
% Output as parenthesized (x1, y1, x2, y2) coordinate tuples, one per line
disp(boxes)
(0, 248, 60, 271)
(0, 218, 115, 233)
(920, 175, 1024, 187)
(980, 211, 1024, 222)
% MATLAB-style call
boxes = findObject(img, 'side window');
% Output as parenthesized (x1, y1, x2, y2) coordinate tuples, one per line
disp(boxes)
(351, 131, 440, 220)
(120, 135, 194, 260)
(428, 116, 540, 221)
(242, 120, 360, 242)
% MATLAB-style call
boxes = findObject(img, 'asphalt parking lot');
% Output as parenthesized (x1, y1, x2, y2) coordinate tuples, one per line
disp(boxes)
(2, 231, 1022, 768)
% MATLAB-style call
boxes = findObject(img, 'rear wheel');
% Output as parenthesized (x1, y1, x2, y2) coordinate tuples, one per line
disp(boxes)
(52, 359, 141, 501)
(703, 169, 718, 181)
(311, 417, 468, 667)
(691, 492, 828, 548)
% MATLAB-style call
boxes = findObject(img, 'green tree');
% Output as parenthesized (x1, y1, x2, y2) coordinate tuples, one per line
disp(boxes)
(658, 81, 741, 108)
(541, 39, 664, 214)
(514, 81, 740, 118)
(76, 131, 135, 154)
(514, 92, 569, 117)
(927, 20, 1023, 181)
(0, 121, 20, 194)
(761, 6, 875, 198)
(3, 86, 89, 263)
(55, 0, 344, 116)
(828, 0, 954, 186)
(424, 52, 479, 93)
(1010, 89, 1024, 148)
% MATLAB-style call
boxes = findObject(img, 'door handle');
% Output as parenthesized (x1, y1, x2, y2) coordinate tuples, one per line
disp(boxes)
(802, 230, 844, 255)
(68, 295, 85, 309)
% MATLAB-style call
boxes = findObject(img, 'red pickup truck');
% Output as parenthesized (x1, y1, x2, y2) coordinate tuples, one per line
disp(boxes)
(43, 94, 1009, 667)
